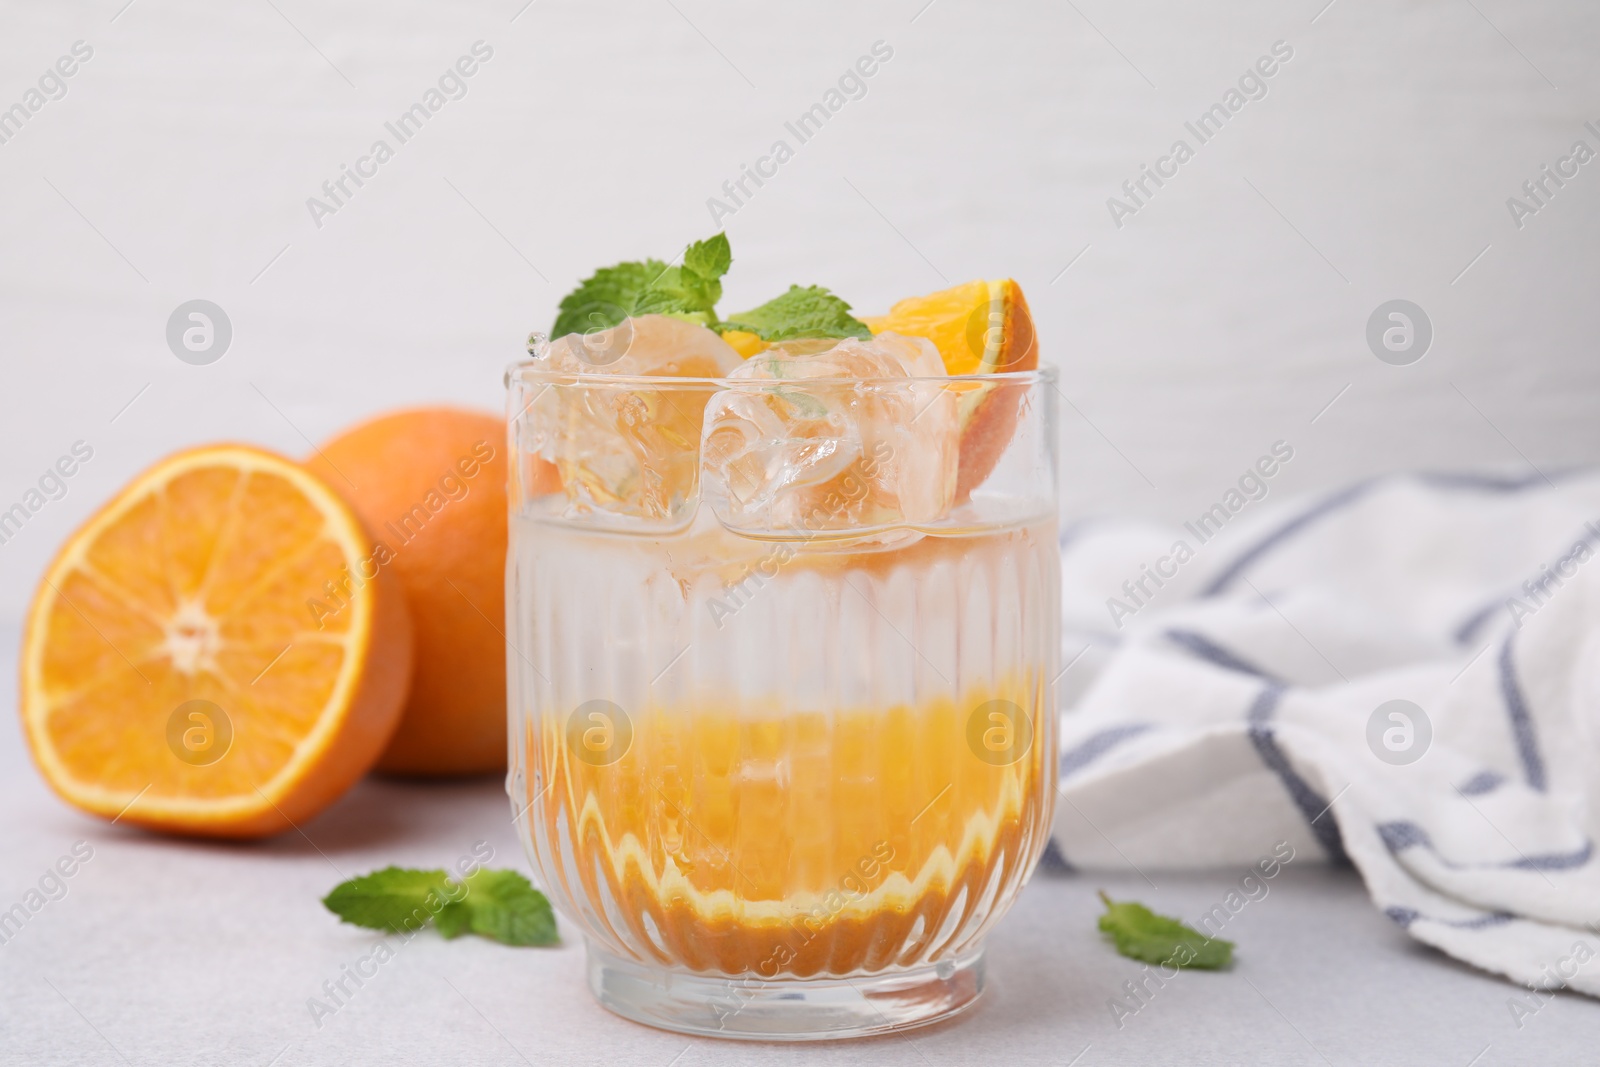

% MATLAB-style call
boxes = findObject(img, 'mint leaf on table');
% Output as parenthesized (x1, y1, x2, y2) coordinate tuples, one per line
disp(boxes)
(434, 897, 474, 940)
(322, 867, 557, 946)
(719, 284, 872, 341)
(455, 869, 558, 946)
(1097, 891, 1233, 970)
(322, 867, 453, 933)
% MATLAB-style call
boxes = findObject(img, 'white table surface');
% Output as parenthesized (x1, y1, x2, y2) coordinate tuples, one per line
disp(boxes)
(3, 625, 1598, 1067)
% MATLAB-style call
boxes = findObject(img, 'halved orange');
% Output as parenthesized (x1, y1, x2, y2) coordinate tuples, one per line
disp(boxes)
(19, 444, 413, 838)
(862, 278, 1039, 500)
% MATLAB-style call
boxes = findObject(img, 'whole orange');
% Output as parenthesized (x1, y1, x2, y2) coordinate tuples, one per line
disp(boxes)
(306, 408, 509, 775)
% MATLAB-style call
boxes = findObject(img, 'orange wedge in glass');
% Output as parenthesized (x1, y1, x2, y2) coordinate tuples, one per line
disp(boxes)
(862, 278, 1039, 500)
(718, 329, 769, 359)
(19, 444, 413, 838)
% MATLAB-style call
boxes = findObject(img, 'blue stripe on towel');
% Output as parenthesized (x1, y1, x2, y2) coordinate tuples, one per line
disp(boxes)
(1203, 470, 1565, 598)
(1452, 599, 1506, 646)
(1414, 471, 1554, 492)
(1384, 906, 1516, 930)
(1037, 838, 1074, 875)
(1497, 634, 1547, 792)
(1378, 821, 1432, 851)
(1378, 819, 1592, 871)
(1451, 521, 1599, 646)
(1511, 844, 1593, 871)
(1202, 482, 1375, 596)
(1059, 724, 1155, 781)
(1166, 629, 1283, 681)
(1457, 770, 1505, 796)
(1246, 684, 1349, 864)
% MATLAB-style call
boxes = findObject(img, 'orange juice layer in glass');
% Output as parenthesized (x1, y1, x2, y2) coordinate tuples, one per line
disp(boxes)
(511, 520, 1058, 978)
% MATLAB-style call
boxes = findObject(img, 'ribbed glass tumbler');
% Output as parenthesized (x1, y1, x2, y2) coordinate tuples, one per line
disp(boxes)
(505, 360, 1060, 1040)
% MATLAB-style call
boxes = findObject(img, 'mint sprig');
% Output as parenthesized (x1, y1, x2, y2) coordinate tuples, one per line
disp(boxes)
(323, 866, 558, 947)
(552, 233, 731, 338)
(1097, 891, 1232, 969)
(631, 233, 731, 321)
(721, 284, 871, 342)
(549, 235, 870, 344)
(441, 870, 557, 945)
(551, 259, 671, 340)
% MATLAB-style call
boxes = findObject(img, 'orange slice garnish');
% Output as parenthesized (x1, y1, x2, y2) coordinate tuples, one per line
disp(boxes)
(718, 329, 769, 359)
(861, 278, 1037, 377)
(19, 444, 412, 838)
(862, 278, 1039, 500)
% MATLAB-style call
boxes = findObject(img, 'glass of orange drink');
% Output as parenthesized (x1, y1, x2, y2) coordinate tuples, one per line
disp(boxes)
(506, 314, 1059, 1039)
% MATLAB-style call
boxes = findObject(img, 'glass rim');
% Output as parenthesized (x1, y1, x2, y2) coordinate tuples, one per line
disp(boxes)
(505, 362, 1058, 389)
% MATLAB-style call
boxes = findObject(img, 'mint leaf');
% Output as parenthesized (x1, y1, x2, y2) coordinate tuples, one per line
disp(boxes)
(633, 233, 732, 320)
(458, 869, 559, 946)
(629, 268, 704, 317)
(551, 259, 669, 339)
(720, 285, 871, 341)
(547, 237, 871, 345)
(551, 234, 733, 338)
(1097, 892, 1233, 970)
(322, 867, 558, 947)
(682, 231, 732, 280)
(434, 899, 473, 939)
(322, 867, 452, 933)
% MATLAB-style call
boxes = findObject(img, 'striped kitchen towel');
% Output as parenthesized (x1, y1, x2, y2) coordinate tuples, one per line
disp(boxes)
(1049, 468, 1600, 996)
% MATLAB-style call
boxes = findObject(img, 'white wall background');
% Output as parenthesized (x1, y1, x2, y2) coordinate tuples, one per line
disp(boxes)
(1, 0, 1597, 617)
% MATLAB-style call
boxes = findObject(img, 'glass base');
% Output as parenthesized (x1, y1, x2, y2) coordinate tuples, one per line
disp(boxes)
(586, 943, 986, 1041)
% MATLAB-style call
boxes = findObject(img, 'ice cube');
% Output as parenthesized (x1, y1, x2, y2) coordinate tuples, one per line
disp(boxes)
(700, 332, 959, 535)
(528, 316, 743, 526)
(541, 314, 743, 378)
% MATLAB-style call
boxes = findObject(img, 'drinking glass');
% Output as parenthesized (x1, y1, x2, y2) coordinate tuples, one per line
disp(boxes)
(505, 351, 1059, 1040)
